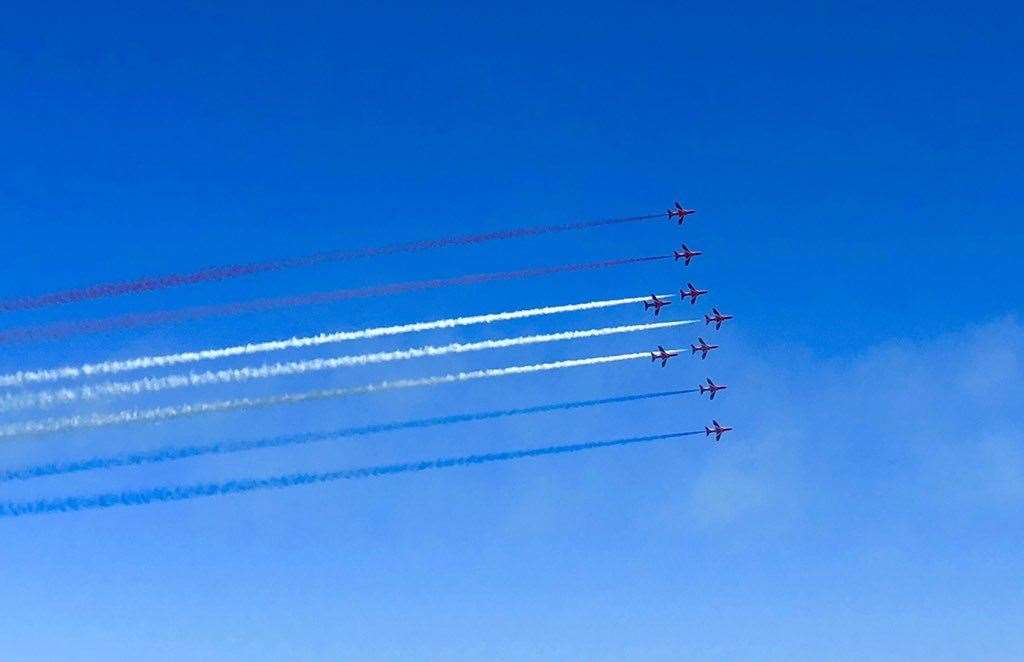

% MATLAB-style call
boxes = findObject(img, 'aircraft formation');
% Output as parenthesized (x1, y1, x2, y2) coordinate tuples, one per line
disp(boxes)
(0, 199, 733, 516)
(645, 200, 733, 440)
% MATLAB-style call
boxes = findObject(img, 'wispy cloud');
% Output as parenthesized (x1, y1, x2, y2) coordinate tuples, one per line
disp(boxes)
(673, 316, 1024, 530)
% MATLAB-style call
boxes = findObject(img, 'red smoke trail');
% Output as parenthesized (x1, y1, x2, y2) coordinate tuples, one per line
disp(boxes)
(0, 255, 671, 343)
(0, 213, 661, 312)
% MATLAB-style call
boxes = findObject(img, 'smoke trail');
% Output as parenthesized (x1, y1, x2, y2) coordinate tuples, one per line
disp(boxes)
(0, 294, 675, 387)
(0, 255, 671, 344)
(0, 214, 661, 312)
(0, 431, 703, 517)
(1, 390, 697, 482)
(0, 351, 679, 438)
(1, 321, 693, 412)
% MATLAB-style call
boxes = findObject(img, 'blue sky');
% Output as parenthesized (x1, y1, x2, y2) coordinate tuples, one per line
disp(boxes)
(1, 2, 1022, 659)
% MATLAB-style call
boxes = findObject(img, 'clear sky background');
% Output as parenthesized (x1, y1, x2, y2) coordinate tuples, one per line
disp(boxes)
(1, 2, 1022, 660)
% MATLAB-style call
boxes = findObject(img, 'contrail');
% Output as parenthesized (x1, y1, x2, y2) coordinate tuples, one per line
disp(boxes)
(0, 255, 671, 343)
(0, 214, 661, 312)
(1, 321, 693, 412)
(0, 351, 681, 439)
(0, 294, 675, 386)
(0, 431, 703, 517)
(0, 390, 697, 482)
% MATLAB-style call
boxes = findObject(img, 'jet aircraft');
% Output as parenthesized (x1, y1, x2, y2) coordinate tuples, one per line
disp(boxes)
(643, 294, 672, 316)
(651, 345, 679, 367)
(681, 282, 709, 304)
(691, 337, 719, 359)
(673, 243, 702, 266)
(698, 378, 727, 400)
(704, 308, 733, 330)
(667, 201, 696, 224)
(705, 420, 733, 441)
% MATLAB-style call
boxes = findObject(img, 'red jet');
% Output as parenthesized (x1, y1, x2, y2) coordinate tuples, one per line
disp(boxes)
(704, 308, 734, 330)
(698, 378, 728, 400)
(643, 294, 672, 316)
(691, 337, 719, 359)
(651, 345, 679, 367)
(667, 201, 697, 225)
(681, 282, 709, 304)
(673, 243, 702, 266)
(705, 420, 733, 441)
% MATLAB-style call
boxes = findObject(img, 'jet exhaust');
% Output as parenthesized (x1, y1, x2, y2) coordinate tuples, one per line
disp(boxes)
(0, 431, 703, 517)
(1, 321, 694, 412)
(0, 294, 678, 386)
(0, 390, 697, 482)
(0, 351, 683, 438)
(0, 255, 671, 344)
(0, 213, 662, 313)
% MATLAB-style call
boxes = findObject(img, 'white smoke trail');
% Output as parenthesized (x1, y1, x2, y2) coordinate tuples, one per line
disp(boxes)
(0, 351, 677, 439)
(0, 294, 673, 387)
(0, 321, 693, 412)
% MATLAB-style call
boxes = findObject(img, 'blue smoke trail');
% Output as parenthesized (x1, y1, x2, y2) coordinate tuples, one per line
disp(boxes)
(1, 390, 696, 482)
(0, 431, 703, 518)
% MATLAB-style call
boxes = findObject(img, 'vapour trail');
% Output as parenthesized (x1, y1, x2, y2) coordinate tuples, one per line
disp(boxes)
(0, 352, 677, 439)
(0, 321, 692, 412)
(0, 294, 675, 387)
(0, 255, 671, 344)
(0, 213, 660, 312)
(0, 390, 697, 482)
(0, 431, 703, 517)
